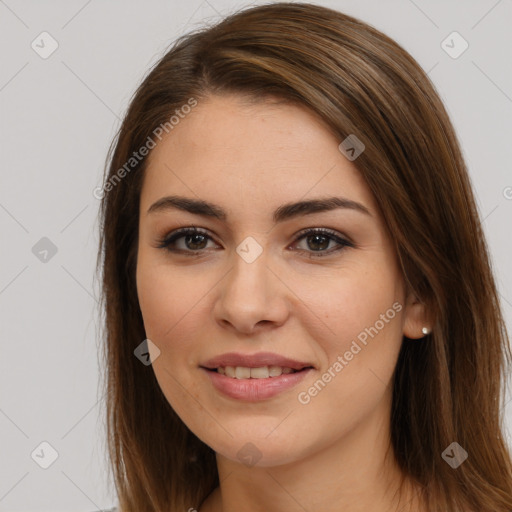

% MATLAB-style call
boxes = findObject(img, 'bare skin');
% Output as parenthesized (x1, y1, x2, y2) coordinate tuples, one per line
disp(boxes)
(135, 94, 429, 512)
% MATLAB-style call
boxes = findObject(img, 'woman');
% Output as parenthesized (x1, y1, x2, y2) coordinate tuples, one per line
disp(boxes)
(97, 2, 512, 511)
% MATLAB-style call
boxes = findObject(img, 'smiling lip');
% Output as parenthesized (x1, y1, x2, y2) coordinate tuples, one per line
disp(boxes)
(200, 351, 314, 371)
(201, 367, 314, 401)
(199, 351, 315, 401)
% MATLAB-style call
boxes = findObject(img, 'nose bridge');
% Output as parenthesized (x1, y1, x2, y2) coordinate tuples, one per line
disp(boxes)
(214, 235, 287, 331)
(230, 235, 272, 296)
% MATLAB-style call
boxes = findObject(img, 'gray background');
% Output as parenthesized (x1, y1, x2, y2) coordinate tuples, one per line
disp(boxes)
(0, 0, 511, 510)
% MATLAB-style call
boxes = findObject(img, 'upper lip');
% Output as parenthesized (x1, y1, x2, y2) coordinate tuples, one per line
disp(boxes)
(200, 352, 315, 371)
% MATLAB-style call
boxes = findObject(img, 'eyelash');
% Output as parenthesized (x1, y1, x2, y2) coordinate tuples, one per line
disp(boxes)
(156, 227, 354, 258)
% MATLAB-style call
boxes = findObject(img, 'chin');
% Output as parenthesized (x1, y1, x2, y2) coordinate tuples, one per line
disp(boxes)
(210, 434, 305, 468)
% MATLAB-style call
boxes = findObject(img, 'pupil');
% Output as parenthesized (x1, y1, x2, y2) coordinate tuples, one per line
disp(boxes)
(308, 234, 328, 251)
(187, 234, 206, 250)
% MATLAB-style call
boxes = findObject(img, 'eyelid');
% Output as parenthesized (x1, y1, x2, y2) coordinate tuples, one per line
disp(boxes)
(156, 226, 215, 249)
(292, 227, 354, 247)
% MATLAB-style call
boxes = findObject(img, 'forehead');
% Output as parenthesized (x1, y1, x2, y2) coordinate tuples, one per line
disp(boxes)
(140, 94, 377, 218)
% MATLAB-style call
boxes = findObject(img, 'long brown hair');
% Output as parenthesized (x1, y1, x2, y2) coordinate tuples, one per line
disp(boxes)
(96, 2, 512, 510)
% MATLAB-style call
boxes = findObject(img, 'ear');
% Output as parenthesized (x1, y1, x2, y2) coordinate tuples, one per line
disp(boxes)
(402, 289, 430, 339)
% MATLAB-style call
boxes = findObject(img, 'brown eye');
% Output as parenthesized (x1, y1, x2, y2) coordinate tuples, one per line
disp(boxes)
(157, 228, 217, 253)
(156, 227, 353, 258)
(291, 228, 353, 258)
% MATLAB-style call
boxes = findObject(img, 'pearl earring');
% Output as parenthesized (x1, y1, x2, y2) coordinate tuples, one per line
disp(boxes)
(422, 327, 429, 335)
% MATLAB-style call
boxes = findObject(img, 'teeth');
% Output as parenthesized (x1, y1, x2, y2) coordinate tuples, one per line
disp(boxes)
(219, 365, 297, 379)
(250, 366, 269, 379)
(235, 366, 251, 379)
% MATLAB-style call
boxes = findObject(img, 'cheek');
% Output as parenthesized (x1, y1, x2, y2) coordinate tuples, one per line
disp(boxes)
(333, 285, 400, 343)
(301, 259, 405, 401)
(136, 252, 186, 343)
(299, 260, 403, 350)
(290, 281, 403, 448)
(136, 253, 214, 360)
(136, 262, 172, 340)
(136, 256, 208, 410)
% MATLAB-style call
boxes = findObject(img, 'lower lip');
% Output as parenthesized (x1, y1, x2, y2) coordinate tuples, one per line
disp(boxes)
(200, 367, 313, 401)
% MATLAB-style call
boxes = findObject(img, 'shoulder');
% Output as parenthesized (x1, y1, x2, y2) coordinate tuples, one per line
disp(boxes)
(96, 508, 118, 512)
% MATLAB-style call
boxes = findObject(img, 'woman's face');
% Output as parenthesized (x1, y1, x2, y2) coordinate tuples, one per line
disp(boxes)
(136, 94, 421, 467)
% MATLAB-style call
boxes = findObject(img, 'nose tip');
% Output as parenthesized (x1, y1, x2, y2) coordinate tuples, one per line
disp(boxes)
(214, 250, 289, 333)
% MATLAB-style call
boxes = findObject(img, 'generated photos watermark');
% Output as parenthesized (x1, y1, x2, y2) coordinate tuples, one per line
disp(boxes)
(93, 97, 198, 199)
(297, 301, 403, 405)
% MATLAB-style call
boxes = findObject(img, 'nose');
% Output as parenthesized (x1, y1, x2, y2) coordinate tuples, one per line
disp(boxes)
(213, 245, 289, 335)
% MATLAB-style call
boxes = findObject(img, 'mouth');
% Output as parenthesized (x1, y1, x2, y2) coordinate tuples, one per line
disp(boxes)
(199, 352, 315, 400)
(202, 365, 314, 379)
(200, 351, 315, 374)
(200, 365, 315, 401)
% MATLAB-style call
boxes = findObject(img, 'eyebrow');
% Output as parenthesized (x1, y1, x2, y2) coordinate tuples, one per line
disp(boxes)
(146, 195, 371, 223)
